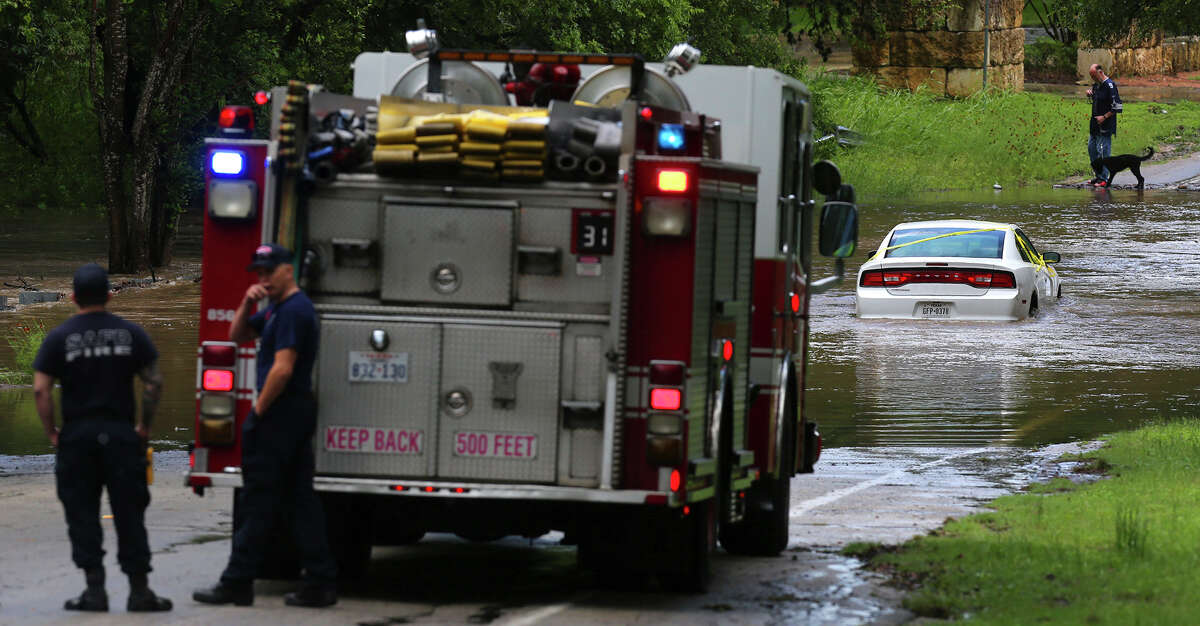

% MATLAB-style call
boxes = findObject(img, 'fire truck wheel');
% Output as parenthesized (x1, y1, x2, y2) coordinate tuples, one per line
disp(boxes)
(321, 494, 372, 581)
(658, 500, 714, 593)
(718, 388, 794, 557)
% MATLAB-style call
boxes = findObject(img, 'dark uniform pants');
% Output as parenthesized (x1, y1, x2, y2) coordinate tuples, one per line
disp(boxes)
(55, 419, 152, 575)
(221, 393, 338, 585)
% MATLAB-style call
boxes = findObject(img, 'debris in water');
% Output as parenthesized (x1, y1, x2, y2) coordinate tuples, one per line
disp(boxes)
(993, 182, 1002, 190)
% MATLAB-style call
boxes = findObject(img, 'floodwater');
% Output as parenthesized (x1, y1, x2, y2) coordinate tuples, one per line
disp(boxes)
(1, 189, 1198, 456)
(809, 187, 1200, 448)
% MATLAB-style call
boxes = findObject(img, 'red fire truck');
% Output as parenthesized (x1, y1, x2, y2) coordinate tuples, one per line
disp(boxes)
(189, 31, 858, 591)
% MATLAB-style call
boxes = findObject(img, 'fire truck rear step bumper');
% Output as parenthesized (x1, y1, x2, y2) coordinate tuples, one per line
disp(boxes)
(186, 472, 668, 504)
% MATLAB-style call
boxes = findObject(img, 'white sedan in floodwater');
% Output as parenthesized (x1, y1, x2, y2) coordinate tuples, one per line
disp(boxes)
(856, 219, 1062, 321)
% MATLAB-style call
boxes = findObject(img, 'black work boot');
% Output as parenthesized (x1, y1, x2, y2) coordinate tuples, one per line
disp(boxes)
(64, 567, 108, 612)
(283, 584, 337, 608)
(192, 580, 253, 606)
(127, 573, 173, 612)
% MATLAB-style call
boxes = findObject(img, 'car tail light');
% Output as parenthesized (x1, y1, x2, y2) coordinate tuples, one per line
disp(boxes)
(860, 268, 1016, 289)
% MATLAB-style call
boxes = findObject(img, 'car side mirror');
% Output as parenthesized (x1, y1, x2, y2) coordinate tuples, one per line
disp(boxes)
(1042, 251, 1061, 263)
(819, 199, 858, 258)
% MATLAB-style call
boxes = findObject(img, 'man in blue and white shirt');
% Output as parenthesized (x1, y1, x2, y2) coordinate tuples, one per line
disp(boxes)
(1086, 63, 1123, 186)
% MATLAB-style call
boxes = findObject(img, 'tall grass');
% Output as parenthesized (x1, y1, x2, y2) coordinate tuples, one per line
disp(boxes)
(802, 72, 1200, 198)
(865, 419, 1200, 624)
(0, 322, 46, 385)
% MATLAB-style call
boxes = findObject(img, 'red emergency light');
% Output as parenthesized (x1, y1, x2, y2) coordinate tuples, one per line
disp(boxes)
(218, 105, 254, 134)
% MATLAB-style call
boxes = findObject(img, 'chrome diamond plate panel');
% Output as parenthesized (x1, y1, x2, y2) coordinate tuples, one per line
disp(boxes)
(437, 324, 561, 482)
(315, 320, 439, 477)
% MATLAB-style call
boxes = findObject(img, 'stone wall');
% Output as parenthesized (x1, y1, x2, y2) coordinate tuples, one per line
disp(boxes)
(1078, 35, 1200, 78)
(852, 0, 1024, 97)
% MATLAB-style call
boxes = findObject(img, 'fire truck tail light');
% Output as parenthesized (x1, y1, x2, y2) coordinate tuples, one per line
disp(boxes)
(197, 417, 235, 446)
(647, 436, 683, 466)
(648, 413, 682, 435)
(210, 150, 246, 176)
(656, 169, 689, 192)
(207, 180, 258, 221)
(202, 369, 235, 392)
(199, 393, 235, 417)
(642, 197, 691, 237)
(202, 343, 237, 367)
(669, 469, 682, 491)
(649, 363, 685, 385)
(650, 387, 682, 411)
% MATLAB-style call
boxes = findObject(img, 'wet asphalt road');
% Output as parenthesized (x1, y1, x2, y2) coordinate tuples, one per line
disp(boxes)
(0, 443, 1095, 625)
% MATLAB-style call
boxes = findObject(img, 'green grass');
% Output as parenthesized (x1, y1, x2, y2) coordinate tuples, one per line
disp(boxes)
(0, 322, 46, 385)
(861, 419, 1200, 624)
(804, 73, 1200, 198)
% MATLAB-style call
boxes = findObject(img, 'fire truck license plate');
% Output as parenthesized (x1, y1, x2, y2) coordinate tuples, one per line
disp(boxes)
(348, 351, 408, 382)
(454, 431, 538, 460)
(325, 426, 423, 454)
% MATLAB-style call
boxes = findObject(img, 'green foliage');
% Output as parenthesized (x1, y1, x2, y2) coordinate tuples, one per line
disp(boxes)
(1025, 37, 1078, 80)
(0, 320, 45, 384)
(864, 419, 1200, 624)
(800, 72, 1200, 198)
(1062, 0, 1200, 46)
(781, 0, 955, 61)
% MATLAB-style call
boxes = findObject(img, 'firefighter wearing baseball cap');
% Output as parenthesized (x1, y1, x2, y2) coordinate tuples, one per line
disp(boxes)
(33, 263, 172, 612)
(193, 243, 338, 608)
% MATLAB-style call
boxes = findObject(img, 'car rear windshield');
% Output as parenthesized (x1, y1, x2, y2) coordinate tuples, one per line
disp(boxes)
(885, 227, 1006, 259)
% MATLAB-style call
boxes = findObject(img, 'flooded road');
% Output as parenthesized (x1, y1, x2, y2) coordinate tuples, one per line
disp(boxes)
(1, 188, 1199, 455)
(809, 187, 1200, 448)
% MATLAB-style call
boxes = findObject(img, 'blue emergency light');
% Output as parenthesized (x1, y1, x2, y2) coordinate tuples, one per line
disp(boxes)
(210, 150, 246, 176)
(657, 124, 685, 151)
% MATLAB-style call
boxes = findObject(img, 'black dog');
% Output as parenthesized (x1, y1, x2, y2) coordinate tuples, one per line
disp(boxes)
(1091, 147, 1154, 188)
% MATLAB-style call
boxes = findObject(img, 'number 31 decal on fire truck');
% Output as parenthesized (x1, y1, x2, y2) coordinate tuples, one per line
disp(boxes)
(572, 209, 614, 256)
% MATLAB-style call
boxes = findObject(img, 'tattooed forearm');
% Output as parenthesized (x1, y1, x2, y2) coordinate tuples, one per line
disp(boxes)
(139, 360, 164, 429)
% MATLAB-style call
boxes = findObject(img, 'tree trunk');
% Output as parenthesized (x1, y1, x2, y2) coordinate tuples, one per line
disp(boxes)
(92, 0, 209, 272)
(94, 0, 134, 272)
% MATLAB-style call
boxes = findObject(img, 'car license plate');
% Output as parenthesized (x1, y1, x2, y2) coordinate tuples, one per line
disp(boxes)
(324, 425, 423, 454)
(919, 302, 952, 318)
(453, 431, 538, 460)
(348, 351, 408, 383)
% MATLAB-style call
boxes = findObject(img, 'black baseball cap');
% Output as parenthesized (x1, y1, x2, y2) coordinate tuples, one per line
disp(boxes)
(73, 263, 110, 305)
(247, 243, 293, 271)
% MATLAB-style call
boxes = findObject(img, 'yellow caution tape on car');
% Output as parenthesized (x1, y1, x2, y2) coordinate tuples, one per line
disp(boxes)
(868, 227, 1056, 276)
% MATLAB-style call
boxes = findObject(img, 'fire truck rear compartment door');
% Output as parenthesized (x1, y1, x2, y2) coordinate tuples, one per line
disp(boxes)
(315, 319, 439, 477)
(382, 198, 516, 306)
(437, 324, 561, 483)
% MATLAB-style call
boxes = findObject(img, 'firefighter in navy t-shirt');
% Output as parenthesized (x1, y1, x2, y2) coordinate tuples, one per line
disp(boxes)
(32, 263, 172, 612)
(193, 243, 338, 608)
(1086, 63, 1123, 186)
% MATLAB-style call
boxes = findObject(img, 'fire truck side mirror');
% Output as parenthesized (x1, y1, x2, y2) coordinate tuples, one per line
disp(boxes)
(812, 160, 841, 197)
(818, 199, 858, 259)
